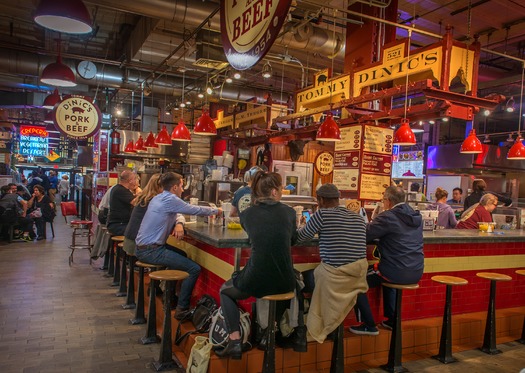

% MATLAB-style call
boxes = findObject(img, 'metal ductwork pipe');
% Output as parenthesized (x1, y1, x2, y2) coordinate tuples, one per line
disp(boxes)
(280, 22, 344, 58)
(0, 49, 288, 106)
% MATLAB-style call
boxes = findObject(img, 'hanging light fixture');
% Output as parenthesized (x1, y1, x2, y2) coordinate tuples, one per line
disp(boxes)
(233, 70, 242, 80)
(393, 31, 416, 146)
(460, 129, 482, 153)
(155, 125, 172, 145)
(225, 69, 233, 84)
(144, 131, 158, 148)
(261, 61, 272, 79)
(34, 0, 93, 34)
(124, 140, 136, 153)
(171, 119, 191, 141)
(194, 108, 217, 136)
(42, 88, 61, 109)
(40, 39, 77, 87)
(508, 63, 525, 160)
(483, 134, 491, 143)
(316, 112, 341, 141)
(44, 111, 54, 124)
(135, 135, 147, 152)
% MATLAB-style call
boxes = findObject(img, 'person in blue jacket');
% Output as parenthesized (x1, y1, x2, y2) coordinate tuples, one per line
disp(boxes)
(350, 186, 424, 335)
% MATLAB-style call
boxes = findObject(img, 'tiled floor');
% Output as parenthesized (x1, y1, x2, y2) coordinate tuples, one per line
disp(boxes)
(1, 215, 524, 372)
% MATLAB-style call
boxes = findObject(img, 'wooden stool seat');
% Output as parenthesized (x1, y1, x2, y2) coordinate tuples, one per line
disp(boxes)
(476, 272, 512, 281)
(71, 220, 92, 226)
(111, 235, 125, 242)
(136, 261, 164, 269)
(382, 282, 420, 290)
(262, 292, 294, 302)
(117, 242, 123, 248)
(515, 269, 525, 276)
(431, 275, 468, 364)
(477, 272, 512, 354)
(149, 269, 189, 282)
(432, 275, 469, 286)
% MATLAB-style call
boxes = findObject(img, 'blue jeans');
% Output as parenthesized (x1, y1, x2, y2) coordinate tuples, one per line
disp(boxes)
(136, 245, 201, 309)
(355, 273, 396, 327)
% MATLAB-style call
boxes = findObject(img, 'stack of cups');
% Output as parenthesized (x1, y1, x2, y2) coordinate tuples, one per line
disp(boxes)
(189, 198, 198, 222)
(293, 205, 304, 227)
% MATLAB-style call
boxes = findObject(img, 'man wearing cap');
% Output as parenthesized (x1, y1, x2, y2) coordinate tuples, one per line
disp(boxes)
(297, 184, 368, 342)
(230, 166, 264, 216)
(350, 186, 423, 335)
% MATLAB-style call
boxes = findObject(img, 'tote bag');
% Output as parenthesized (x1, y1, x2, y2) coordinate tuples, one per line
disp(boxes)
(186, 336, 212, 373)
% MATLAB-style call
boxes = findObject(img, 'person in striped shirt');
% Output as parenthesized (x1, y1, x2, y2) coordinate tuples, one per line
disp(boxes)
(297, 184, 369, 342)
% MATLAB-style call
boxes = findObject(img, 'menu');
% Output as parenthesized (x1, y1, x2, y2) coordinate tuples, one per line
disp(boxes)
(359, 174, 391, 200)
(335, 125, 362, 151)
(333, 169, 359, 191)
(363, 126, 393, 154)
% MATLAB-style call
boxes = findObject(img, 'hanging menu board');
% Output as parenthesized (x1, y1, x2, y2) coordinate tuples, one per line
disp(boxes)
(333, 126, 362, 192)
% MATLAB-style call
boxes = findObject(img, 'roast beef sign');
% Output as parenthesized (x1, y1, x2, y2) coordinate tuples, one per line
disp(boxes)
(220, 0, 292, 70)
(53, 95, 101, 139)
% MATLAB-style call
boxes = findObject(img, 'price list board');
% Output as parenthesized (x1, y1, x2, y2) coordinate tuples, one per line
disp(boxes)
(333, 126, 362, 192)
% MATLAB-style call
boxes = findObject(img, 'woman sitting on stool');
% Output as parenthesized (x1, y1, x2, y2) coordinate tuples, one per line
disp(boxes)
(217, 171, 297, 359)
(28, 185, 55, 240)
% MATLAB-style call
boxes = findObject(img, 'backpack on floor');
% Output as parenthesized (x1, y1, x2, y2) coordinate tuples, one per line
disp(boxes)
(175, 294, 217, 345)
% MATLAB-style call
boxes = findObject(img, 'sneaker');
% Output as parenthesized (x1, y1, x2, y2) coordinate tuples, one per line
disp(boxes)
(381, 319, 394, 330)
(21, 235, 32, 242)
(174, 308, 191, 320)
(349, 324, 379, 336)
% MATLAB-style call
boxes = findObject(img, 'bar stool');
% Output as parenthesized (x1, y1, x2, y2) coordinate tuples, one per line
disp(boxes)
(148, 270, 189, 371)
(68, 220, 93, 266)
(330, 323, 344, 373)
(110, 236, 125, 287)
(261, 291, 295, 373)
(122, 253, 137, 310)
(137, 261, 163, 344)
(130, 259, 152, 325)
(116, 242, 127, 297)
(515, 269, 525, 344)
(381, 282, 420, 373)
(431, 275, 468, 364)
(476, 272, 512, 354)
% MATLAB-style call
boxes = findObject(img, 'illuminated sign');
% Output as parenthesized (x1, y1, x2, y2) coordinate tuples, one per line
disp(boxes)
(296, 74, 351, 107)
(220, 0, 292, 70)
(19, 125, 48, 156)
(353, 42, 442, 95)
(53, 95, 101, 139)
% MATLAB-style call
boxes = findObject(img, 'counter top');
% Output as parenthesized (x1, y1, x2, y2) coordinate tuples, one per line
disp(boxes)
(185, 222, 525, 247)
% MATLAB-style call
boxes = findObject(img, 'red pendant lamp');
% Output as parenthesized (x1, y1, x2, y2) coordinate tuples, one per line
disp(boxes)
(42, 88, 61, 109)
(460, 129, 483, 154)
(194, 109, 217, 136)
(171, 119, 191, 142)
(508, 63, 525, 160)
(393, 118, 416, 145)
(316, 112, 341, 141)
(124, 140, 136, 153)
(144, 131, 158, 148)
(40, 39, 77, 87)
(135, 135, 147, 152)
(34, 0, 93, 34)
(155, 125, 172, 145)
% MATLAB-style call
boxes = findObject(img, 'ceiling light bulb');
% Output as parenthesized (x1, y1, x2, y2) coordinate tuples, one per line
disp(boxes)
(428, 120, 435, 125)
(233, 71, 242, 79)
(186, 100, 191, 106)
(116, 108, 122, 116)
(442, 117, 449, 122)
(261, 61, 272, 79)
(197, 91, 204, 99)
(180, 102, 186, 108)
(483, 109, 491, 116)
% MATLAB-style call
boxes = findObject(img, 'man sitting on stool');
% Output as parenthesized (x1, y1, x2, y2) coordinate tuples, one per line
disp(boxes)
(350, 186, 424, 335)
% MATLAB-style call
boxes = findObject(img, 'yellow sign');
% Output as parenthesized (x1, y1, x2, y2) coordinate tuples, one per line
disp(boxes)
(296, 74, 351, 107)
(46, 150, 60, 162)
(353, 43, 442, 95)
(53, 95, 101, 139)
(214, 103, 287, 129)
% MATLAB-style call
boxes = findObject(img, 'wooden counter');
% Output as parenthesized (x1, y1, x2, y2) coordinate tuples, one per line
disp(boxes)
(168, 224, 525, 322)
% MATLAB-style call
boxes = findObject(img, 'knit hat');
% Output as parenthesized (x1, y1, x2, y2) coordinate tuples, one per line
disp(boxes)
(316, 183, 340, 198)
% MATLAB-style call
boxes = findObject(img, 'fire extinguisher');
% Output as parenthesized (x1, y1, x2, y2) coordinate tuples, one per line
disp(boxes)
(110, 129, 121, 155)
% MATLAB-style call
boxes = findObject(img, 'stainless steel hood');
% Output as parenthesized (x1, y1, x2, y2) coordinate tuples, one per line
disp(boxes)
(426, 144, 525, 172)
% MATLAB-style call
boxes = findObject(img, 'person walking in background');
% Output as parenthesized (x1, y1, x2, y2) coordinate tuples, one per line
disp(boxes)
(216, 172, 297, 359)
(446, 187, 463, 205)
(350, 186, 424, 335)
(48, 171, 58, 204)
(58, 175, 70, 202)
(135, 172, 220, 320)
(297, 183, 368, 343)
(430, 187, 457, 229)
(457, 193, 498, 229)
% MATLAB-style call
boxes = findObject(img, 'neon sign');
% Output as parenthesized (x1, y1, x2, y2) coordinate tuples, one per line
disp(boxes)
(19, 125, 49, 156)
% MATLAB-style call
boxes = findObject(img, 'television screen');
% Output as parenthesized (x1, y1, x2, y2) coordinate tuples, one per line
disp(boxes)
(392, 160, 424, 178)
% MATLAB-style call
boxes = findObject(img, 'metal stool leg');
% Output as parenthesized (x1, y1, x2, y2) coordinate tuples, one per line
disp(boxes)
(130, 265, 146, 324)
(481, 280, 502, 354)
(432, 284, 457, 363)
(116, 251, 127, 297)
(517, 316, 525, 344)
(153, 280, 183, 371)
(123, 256, 136, 309)
(106, 240, 115, 277)
(381, 289, 408, 373)
(262, 300, 277, 373)
(111, 244, 121, 287)
(140, 274, 160, 344)
(330, 323, 344, 373)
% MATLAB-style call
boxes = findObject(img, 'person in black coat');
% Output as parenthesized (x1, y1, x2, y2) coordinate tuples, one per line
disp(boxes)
(216, 171, 297, 359)
(464, 179, 512, 210)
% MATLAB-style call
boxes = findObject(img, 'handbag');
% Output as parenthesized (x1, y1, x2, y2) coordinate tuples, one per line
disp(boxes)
(175, 294, 217, 345)
(186, 336, 212, 373)
(209, 307, 251, 348)
(29, 208, 42, 218)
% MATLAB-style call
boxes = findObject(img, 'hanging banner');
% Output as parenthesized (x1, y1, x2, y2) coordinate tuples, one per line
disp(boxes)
(220, 0, 292, 70)
(53, 95, 101, 139)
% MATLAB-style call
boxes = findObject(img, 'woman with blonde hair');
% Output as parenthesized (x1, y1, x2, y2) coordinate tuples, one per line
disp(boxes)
(457, 193, 497, 229)
(429, 187, 457, 229)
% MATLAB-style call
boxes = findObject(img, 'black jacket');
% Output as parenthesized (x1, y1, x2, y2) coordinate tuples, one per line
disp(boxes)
(234, 200, 297, 298)
(367, 203, 424, 283)
(464, 190, 512, 210)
